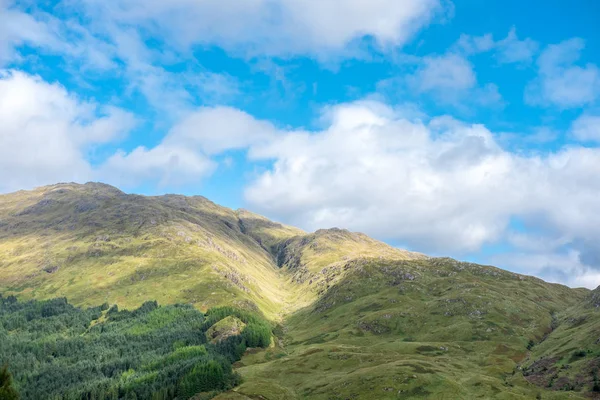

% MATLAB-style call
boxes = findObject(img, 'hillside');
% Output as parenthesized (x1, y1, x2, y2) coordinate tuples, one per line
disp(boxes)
(218, 258, 591, 399)
(520, 287, 600, 394)
(0, 182, 597, 399)
(0, 183, 301, 318)
(0, 183, 421, 318)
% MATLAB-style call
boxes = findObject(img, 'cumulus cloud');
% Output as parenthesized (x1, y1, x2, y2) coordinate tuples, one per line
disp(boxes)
(246, 101, 517, 251)
(165, 107, 278, 155)
(384, 29, 540, 109)
(100, 146, 216, 188)
(526, 38, 600, 108)
(0, 70, 245, 193)
(99, 107, 277, 187)
(0, 70, 136, 193)
(195, 100, 600, 287)
(454, 33, 495, 55)
(78, 0, 445, 58)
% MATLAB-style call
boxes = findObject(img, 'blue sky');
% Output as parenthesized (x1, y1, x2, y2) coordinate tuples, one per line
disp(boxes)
(1, 0, 600, 288)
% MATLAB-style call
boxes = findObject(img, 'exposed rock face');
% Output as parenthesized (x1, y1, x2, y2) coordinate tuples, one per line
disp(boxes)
(205, 316, 246, 343)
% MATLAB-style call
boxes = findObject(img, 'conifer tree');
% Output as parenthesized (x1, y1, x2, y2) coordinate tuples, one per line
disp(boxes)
(0, 364, 19, 400)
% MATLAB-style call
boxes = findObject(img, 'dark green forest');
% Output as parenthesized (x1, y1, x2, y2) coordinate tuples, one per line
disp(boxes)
(0, 295, 272, 400)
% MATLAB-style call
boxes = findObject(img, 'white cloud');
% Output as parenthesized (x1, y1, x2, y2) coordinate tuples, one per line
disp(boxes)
(392, 29, 541, 109)
(0, 70, 135, 193)
(100, 146, 216, 188)
(99, 107, 277, 187)
(526, 38, 600, 108)
(1, 2, 241, 119)
(454, 27, 538, 64)
(78, 0, 445, 58)
(165, 107, 278, 155)
(402, 53, 503, 108)
(454, 33, 495, 55)
(0, 1, 118, 70)
(0, 0, 61, 65)
(0, 69, 234, 193)
(412, 53, 476, 92)
(570, 113, 600, 143)
(488, 250, 600, 289)
(495, 27, 538, 64)
(245, 101, 518, 252)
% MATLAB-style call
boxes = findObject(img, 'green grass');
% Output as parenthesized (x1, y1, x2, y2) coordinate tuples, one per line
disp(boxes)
(0, 183, 306, 319)
(521, 291, 600, 393)
(217, 259, 590, 399)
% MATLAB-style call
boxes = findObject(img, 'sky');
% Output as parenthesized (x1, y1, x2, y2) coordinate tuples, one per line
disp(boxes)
(1, 0, 600, 289)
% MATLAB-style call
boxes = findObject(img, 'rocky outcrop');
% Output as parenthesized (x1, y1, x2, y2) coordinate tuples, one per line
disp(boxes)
(205, 316, 246, 343)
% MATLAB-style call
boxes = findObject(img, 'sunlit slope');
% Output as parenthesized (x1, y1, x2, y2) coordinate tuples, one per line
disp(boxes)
(0, 183, 421, 319)
(0, 183, 303, 317)
(220, 258, 589, 399)
(273, 228, 425, 307)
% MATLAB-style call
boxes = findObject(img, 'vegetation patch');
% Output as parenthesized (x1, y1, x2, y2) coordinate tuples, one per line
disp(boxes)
(0, 295, 271, 399)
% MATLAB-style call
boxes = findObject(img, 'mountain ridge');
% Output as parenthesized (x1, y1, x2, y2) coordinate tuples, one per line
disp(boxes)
(0, 182, 426, 318)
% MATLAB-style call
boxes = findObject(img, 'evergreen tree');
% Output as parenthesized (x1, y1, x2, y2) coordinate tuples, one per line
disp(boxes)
(0, 364, 19, 400)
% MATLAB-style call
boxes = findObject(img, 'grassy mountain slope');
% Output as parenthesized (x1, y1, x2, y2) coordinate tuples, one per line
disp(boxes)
(521, 287, 600, 394)
(0, 183, 303, 318)
(0, 182, 596, 399)
(217, 258, 590, 399)
(0, 183, 420, 319)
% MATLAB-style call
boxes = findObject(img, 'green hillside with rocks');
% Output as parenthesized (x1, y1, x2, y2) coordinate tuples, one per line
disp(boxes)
(0, 183, 597, 399)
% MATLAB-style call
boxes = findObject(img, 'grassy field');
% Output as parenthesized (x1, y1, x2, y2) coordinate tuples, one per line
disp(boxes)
(0, 183, 597, 399)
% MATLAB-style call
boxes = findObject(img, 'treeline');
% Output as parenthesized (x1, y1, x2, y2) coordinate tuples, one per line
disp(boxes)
(0, 295, 272, 399)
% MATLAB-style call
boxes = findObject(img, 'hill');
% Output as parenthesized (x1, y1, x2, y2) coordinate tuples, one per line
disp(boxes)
(0, 182, 597, 399)
(218, 258, 591, 399)
(0, 182, 303, 318)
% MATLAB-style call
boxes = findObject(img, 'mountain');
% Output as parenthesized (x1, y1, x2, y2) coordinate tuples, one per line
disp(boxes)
(0, 182, 597, 399)
(0, 182, 300, 318)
